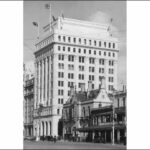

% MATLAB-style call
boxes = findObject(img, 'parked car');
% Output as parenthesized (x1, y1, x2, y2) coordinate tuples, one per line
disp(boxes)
(25, 136, 36, 141)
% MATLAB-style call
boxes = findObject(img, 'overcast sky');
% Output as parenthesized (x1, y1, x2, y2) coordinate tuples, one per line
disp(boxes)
(24, 1, 126, 89)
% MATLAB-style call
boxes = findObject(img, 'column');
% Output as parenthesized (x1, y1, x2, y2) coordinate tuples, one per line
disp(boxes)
(45, 57, 48, 106)
(117, 129, 120, 143)
(48, 56, 51, 106)
(34, 62, 37, 109)
(42, 59, 44, 104)
(38, 61, 41, 105)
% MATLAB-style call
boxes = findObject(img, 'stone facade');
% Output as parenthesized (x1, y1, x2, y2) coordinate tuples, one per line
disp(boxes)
(33, 17, 119, 137)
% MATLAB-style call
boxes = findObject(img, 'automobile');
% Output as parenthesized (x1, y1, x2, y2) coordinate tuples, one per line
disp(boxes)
(25, 136, 36, 141)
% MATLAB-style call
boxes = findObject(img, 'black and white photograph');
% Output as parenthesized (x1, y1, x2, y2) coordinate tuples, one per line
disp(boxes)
(23, 1, 126, 149)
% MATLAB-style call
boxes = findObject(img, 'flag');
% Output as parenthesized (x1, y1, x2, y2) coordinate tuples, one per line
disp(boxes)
(110, 18, 113, 22)
(62, 13, 64, 19)
(32, 22, 38, 27)
(52, 15, 56, 21)
(45, 3, 50, 9)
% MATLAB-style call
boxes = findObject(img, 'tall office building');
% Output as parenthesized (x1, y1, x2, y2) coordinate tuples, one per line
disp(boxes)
(33, 17, 119, 137)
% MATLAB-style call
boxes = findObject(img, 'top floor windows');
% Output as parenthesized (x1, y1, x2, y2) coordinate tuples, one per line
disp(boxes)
(99, 41, 101, 47)
(68, 37, 71, 43)
(79, 56, 85, 63)
(58, 35, 61, 41)
(109, 43, 111, 48)
(84, 39, 86, 45)
(73, 38, 76, 43)
(113, 43, 115, 49)
(79, 38, 81, 44)
(58, 54, 64, 61)
(68, 55, 74, 62)
(63, 36, 66, 42)
(94, 40, 97, 46)
(89, 40, 91, 45)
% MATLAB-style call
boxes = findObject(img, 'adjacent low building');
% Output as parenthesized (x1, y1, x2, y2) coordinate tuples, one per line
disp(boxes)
(62, 79, 126, 144)
(24, 74, 34, 137)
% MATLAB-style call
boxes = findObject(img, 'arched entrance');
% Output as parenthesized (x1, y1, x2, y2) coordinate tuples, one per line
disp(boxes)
(58, 119, 63, 137)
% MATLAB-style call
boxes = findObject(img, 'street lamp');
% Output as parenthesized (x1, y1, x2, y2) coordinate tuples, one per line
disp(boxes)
(112, 88, 116, 145)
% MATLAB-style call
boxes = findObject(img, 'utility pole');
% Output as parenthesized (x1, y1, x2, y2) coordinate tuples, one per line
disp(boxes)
(112, 88, 115, 145)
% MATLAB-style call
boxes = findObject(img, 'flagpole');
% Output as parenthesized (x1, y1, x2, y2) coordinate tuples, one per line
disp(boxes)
(49, 3, 51, 33)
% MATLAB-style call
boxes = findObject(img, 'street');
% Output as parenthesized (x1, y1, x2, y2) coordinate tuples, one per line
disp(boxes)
(24, 140, 126, 149)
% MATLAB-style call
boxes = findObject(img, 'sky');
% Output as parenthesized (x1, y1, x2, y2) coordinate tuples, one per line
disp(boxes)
(24, 1, 126, 89)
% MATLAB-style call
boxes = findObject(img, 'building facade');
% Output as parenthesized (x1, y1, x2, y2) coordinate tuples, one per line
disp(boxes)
(63, 85, 126, 144)
(33, 17, 119, 137)
(62, 78, 113, 140)
(24, 74, 34, 137)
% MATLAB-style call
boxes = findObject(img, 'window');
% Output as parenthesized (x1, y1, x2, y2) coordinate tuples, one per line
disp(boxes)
(57, 109, 60, 114)
(58, 35, 61, 41)
(113, 53, 115, 57)
(92, 84, 94, 89)
(104, 42, 106, 47)
(58, 98, 61, 104)
(89, 58, 95, 64)
(58, 63, 64, 69)
(108, 52, 111, 57)
(58, 89, 64, 95)
(73, 48, 76, 53)
(104, 51, 106, 56)
(94, 40, 97, 46)
(89, 40, 91, 45)
(61, 99, 64, 104)
(58, 54, 64, 60)
(89, 75, 94, 81)
(99, 41, 101, 47)
(99, 51, 101, 55)
(109, 68, 114, 74)
(68, 47, 70, 52)
(113, 43, 115, 48)
(63, 36, 66, 42)
(58, 72, 64, 78)
(79, 56, 85, 63)
(68, 37, 71, 43)
(89, 50, 91, 54)
(68, 90, 71, 96)
(68, 81, 74, 87)
(79, 74, 84, 80)
(68, 55, 74, 62)
(83, 107, 85, 117)
(58, 81, 64, 87)
(58, 46, 61, 51)
(99, 59, 105, 65)
(109, 43, 111, 48)
(63, 46, 65, 51)
(94, 50, 96, 55)
(109, 60, 114, 66)
(68, 64, 74, 70)
(89, 67, 95, 72)
(68, 73, 74, 79)
(99, 68, 105, 73)
(73, 38, 76, 43)
(79, 65, 84, 71)
(78, 48, 81, 53)
(84, 39, 86, 45)
(108, 85, 113, 91)
(108, 77, 114, 82)
(79, 38, 81, 44)
(84, 49, 86, 54)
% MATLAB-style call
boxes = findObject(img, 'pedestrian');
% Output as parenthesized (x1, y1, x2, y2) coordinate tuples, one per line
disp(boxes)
(54, 135, 56, 143)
